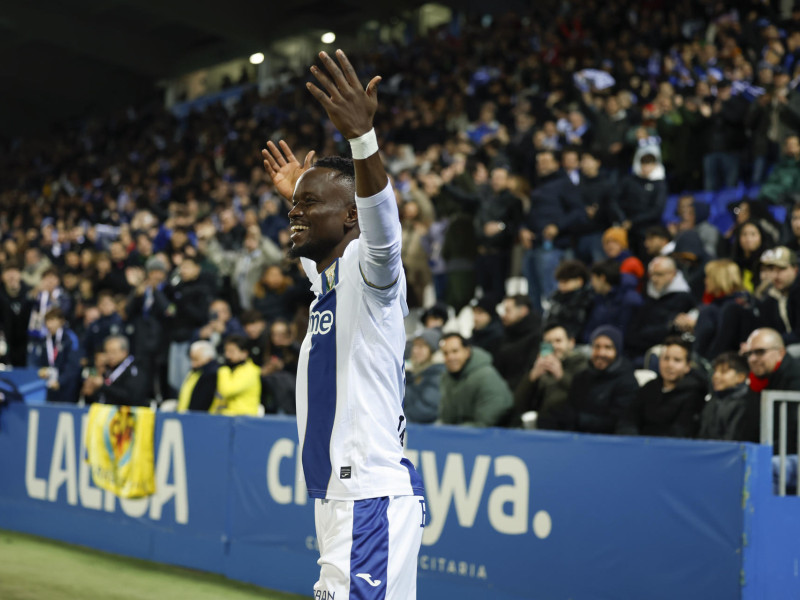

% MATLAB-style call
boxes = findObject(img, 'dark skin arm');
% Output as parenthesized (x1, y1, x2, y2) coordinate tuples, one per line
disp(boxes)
(306, 49, 387, 198)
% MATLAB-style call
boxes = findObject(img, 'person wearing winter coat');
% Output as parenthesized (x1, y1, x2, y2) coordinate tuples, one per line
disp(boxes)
(543, 260, 593, 339)
(469, 297, 504, 360)
(513, 324, 588, 429)
(697, 352, 758, 442)
(626, 256, 696, 358)
(580, 260, 643, 343)
(404, 330, 445, 424)
(495, 295, 542, 391)
(439, 334, 512, 427)
(618, 337, 708, 438)
(562, 325, 638, 434)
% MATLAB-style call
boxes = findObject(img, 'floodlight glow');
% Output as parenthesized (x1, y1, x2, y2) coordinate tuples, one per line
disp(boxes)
(249, 53, 265, 65)
(321, 32, 336, 44)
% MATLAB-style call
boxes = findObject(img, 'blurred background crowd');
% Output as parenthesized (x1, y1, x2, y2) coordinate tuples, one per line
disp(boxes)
(1, 0, 799, 444)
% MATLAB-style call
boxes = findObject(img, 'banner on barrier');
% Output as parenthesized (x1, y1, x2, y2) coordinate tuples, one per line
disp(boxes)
(0, 403, 751, 600)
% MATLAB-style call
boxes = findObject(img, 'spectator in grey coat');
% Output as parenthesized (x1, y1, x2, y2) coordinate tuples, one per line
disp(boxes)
(404, 329, 445, 424)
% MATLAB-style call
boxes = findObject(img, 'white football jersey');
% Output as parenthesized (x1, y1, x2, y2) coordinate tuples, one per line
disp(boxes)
(296, 181, 424, 501)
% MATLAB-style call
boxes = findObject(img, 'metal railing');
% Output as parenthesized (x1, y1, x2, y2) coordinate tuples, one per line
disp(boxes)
(760, 390, 800, 496)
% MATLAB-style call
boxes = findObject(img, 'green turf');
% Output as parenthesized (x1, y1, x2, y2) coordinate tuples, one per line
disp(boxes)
(0, 529, 306, 600)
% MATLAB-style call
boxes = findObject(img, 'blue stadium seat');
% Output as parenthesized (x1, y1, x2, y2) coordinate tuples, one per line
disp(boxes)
(768, 204, 787, 224)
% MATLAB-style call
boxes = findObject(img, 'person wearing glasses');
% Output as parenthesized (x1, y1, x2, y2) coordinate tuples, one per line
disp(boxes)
(744, 327, 800, 453)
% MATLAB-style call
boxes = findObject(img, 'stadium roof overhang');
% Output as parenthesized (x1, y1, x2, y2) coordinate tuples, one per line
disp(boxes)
(0, 0, 431, 138)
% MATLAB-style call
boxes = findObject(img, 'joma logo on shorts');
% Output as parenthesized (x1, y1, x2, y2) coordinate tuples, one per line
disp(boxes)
(308, 310, 334, 335)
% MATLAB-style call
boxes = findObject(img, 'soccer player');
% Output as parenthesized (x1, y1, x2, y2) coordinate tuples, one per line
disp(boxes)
(262, 50, 425, 599)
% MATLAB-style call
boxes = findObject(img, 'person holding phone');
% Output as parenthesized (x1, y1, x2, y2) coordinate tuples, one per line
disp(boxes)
(513, 324, 588, 429)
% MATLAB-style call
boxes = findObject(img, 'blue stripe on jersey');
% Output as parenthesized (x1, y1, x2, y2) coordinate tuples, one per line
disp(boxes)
(303, 287, 338, 498)
(400, 457, 425, 496)
(349, 497, 389, 600)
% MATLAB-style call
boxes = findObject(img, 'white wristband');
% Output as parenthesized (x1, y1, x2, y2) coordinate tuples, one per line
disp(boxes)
(348, 128, 379, 160)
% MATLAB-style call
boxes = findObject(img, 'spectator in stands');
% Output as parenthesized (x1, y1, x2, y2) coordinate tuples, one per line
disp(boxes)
(0, 261, 32, 367)
(758, 247, 800, 346)
(251, 264, 308, 323)
(205, 223, 282, 311)
(125, 258, 170, 402)
(626, 256, 696, 359)
(618, 337, 707, 438)
(260, 319, 298, 415)
(513, 323, 588, 430)
(581, 260, 643, 343)
(439, 333, 513, 427)
(81, 335, 147, 406)
(404, 329, 445, 424)
(669, 195, 720, 260)
(166, 255, 212, 394)
(563, 325, 638, 434)
(520, 150, 584, 311)
(543, 259, 593, 339)
(475, 166, 524, 306)
(84, 290, 125, 364)
(263, 318, 300, 377)
(785, 203, 800, 254)
(27, 267, 71, 365)
(602, 226, 644, 289)
(745, 328, 800, 453)
(195, 298, 244, 355)
(760, 134, 800, 206)
(643, 225, 673, 259)
(21, 246, 51, 290)
(573, 150, 613, 264)
(210, 334, 261, 416)
(34, 308, 81, 404)
(676, 259, 761, 361)
(177, 340, 219, 413)
(240, 309, 269, 368)
(495, 294, 541, 391)
(697, 352, 758, 442)
(701, 79, 748, 191)
(612, 153, 667, 254)
(731, 220, 773, 292)
(469, 297, 504, 359)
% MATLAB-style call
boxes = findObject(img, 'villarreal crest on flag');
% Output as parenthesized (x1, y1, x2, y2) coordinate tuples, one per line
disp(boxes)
(85, 404, 156, 498)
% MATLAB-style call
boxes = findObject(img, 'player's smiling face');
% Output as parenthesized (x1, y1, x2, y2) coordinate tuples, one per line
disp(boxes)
(289, 167, 355, 266)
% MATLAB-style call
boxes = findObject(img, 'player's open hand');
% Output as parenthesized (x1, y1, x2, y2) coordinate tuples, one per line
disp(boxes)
(261, 140, 315, 201)
(306, 49, 380, 140)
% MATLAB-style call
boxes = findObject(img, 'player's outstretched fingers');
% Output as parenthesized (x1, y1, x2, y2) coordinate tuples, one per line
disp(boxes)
(334, 49, 361, 88)
(319, 50, 350, 91)
(310, 63, 341, 100)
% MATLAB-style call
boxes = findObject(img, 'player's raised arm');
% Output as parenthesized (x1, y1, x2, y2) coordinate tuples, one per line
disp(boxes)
(261, 140, 316, 205)
(306, 49, 387, 199)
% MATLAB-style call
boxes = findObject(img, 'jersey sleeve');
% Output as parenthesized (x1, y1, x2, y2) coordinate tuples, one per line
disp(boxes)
(356, 179, 403, 296)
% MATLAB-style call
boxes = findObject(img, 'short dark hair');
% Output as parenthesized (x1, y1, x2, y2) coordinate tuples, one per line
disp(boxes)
(224, 333, 250, 352)
(44, 307, 66, 321)
(555, 259, 589, 282)
(442, 332, 470, 347)
(543, 323, 572, 339)
(640, 153, 657, 165)
(2, 260, 21, 273)
(506, 294, 532, 311)
(662, 335, 692, 359)
(645, 225, 672, 240)
(313, 156, 356, 192)
(41, 266, 60, 279)
(240, 309, 266, 326)
(712, 351, 749, 375)
(590, 259, 621, 286)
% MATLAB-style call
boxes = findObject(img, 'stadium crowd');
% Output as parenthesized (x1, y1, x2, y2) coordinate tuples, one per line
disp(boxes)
(1, 0, 800, 445)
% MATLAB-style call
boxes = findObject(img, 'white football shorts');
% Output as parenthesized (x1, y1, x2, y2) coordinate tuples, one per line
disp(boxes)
(312, 495, 427, 599)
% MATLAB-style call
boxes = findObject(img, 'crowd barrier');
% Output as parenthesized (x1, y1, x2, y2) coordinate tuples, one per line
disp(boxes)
(0, 403, 798, 599)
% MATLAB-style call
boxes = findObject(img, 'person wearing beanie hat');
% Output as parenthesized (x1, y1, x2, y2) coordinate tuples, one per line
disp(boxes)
(757, 246, 800, 345)
(404, 330, 445, 424)
(470, 297, 504, 358)
(558, 324, 638, 433)
(602, 227, 644, 290)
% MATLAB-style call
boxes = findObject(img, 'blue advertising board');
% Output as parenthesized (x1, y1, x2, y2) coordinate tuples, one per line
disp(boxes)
(0, 403, 798, 599)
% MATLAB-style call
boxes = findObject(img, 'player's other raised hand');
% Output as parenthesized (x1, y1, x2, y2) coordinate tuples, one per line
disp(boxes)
(306, 49, 380, 140)
(261, 140, 315, 202)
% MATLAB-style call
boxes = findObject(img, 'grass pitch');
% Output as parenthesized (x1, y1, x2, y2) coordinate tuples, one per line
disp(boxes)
(0, 529, 305, 600)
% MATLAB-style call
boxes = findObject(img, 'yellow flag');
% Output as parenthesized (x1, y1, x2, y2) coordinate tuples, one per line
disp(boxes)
(85, 404, 156, 498)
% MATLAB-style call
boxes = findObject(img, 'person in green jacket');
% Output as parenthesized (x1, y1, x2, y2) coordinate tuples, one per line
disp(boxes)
(438, 333, 512, 427)
(760, 135, 800, 206)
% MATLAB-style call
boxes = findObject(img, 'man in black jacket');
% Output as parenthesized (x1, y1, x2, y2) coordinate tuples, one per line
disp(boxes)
(745, 328, 800, 453)
(757, 247, 800, 346)
(82, 335, 147, 406)
(0, 261, 32, 367)
(562, 325, 638, 434)
(698, 352, 758, 442)
(573, 150, 614, 264)
(626, 256, 696, 360)
(618, 337, 708, 438)
(495, 294, 541, 392)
